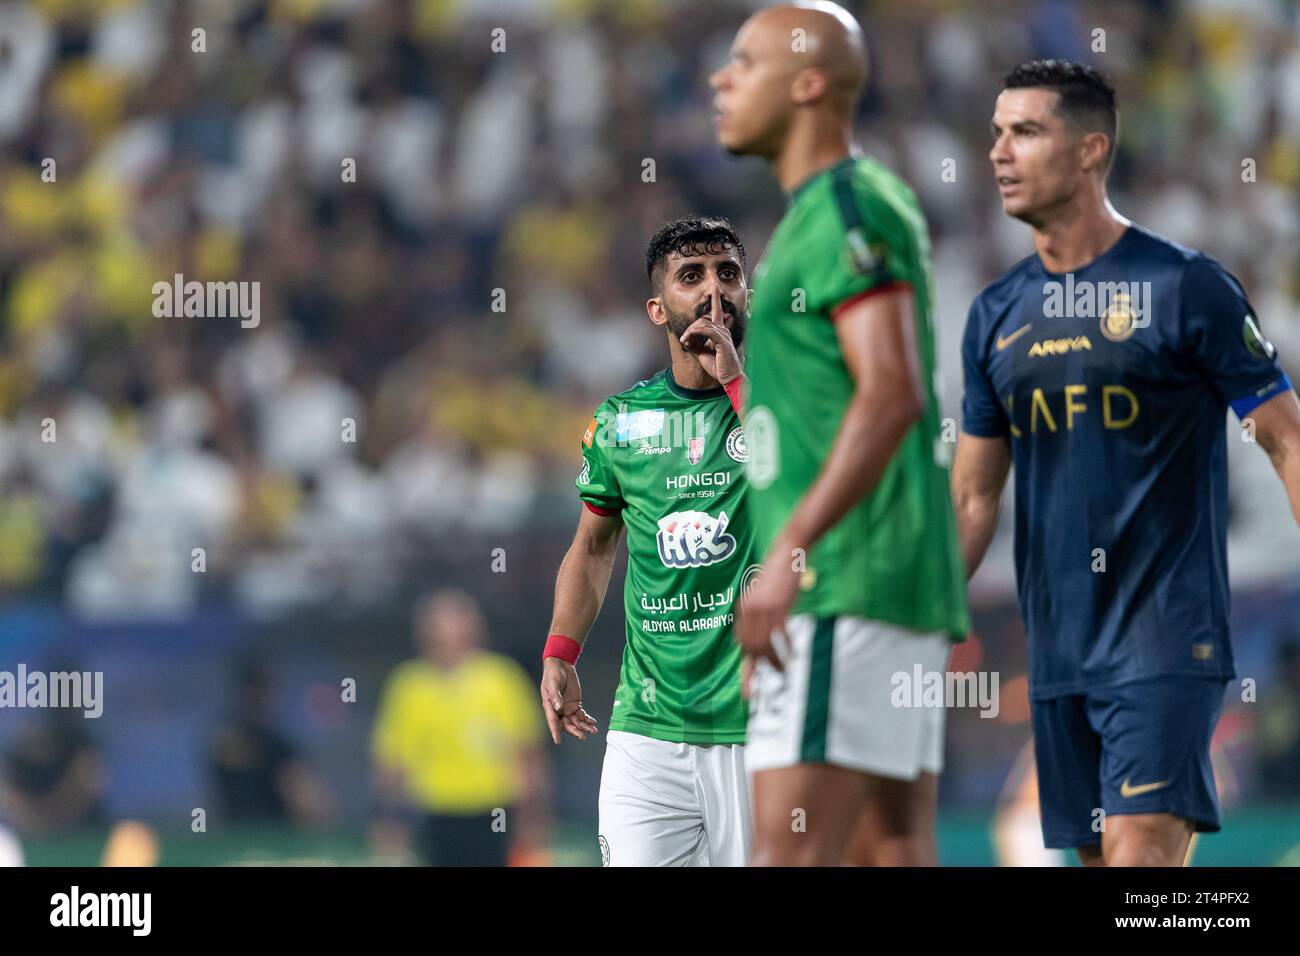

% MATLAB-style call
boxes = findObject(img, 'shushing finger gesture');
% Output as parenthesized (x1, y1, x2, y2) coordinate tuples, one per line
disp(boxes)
(680, 287, 743, 387)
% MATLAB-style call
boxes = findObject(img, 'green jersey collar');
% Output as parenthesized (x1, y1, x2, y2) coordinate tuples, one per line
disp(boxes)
(664, 368, 725, 400)
(789, 153, 857, 205)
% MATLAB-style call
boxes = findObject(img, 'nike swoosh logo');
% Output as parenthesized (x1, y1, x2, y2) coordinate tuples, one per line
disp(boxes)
(1120, 777, 1171, 798)
(996, 324, 1033, 350)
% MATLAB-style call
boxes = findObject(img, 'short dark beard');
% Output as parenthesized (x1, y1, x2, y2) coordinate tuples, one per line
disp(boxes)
(665, 297, 746, 351)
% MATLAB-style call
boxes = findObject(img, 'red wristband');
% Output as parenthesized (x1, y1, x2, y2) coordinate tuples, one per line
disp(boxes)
(723, 376, 744, 415)
(543, 634, 582, 664)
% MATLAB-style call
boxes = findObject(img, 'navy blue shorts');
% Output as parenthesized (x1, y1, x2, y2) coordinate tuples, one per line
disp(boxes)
(1030, 676, 1227, 850)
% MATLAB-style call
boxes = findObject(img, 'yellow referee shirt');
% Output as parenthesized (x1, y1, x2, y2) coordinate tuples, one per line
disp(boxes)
(371, 652, 541, 814)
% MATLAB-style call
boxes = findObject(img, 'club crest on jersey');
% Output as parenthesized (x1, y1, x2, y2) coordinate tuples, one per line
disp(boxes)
(1099, 294, 1137, 342)
(725, 426, 746, 462)
(656, 509, 736, 568)
(686, 437, 705, 465)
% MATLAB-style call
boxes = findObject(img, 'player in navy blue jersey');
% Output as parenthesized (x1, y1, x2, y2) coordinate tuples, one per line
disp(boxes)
(952, 59, 1300, 867)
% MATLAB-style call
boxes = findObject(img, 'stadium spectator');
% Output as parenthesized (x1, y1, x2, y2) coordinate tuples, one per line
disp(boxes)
(208, 660, 334, 827)
(0, 704, 105, 834)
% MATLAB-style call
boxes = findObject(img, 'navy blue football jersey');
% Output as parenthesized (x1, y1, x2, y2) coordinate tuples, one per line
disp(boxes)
(962, 224, 1293, 699)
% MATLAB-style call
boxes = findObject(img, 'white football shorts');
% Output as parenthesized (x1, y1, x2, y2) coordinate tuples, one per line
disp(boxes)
(597, 730, 751, 866)
(745, 614, 951, 780)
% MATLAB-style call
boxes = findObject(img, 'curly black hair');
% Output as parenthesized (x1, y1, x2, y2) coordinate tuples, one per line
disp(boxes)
(1003, 59, 1118, 168)
(645, 216, 745, 293)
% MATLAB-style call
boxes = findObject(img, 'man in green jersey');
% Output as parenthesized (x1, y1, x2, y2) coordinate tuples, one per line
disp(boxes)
(539, 217, 758, 866)
(710, 3, 970, 866)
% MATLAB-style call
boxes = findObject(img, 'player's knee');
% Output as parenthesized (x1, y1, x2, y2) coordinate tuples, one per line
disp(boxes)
(1076, 844, 1104, 866)
(1105, 819, 1191, 867)
(1105, 843, 1174, 867)
(749, 840, 820, 866)
(1105, 838, 1184, 867)
(869, 835, 934, 866)
(750, 829, 836, 866)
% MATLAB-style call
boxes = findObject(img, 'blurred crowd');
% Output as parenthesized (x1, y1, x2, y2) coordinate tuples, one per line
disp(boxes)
(0, 0, 1297, 621)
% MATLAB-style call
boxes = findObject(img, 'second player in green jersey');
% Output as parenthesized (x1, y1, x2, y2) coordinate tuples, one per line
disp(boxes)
(712, 2, 969, 867)
(744, 154, 968, 638)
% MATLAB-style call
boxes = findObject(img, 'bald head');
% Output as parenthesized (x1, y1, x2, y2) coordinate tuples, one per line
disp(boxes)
(710, 2, 867, 159)
(754, 2, 867, 106)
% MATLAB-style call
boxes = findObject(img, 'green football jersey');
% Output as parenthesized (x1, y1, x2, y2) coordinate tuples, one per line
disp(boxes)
(577, 369, 755, 744)
(744, 154, 969, 638)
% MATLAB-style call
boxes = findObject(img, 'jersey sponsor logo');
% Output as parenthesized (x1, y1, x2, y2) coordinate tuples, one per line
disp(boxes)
(656, 509, 737, 568)
(1242, 314, 1276, 361)
(640, 586, 737, 616)
(1119, 777, 1170, 799)
(578, 460, 590, 485)
(666, 471, 731, 490)
(615, 409, 666, 442)
(1028, 335, 1092, 357)
(744, 406, 780, 488)
(687, 436, 705, 465)
(582, 417, 598, 448)
(598, 835, 610, 867)
(635, 440, 671, 455)
(739, 562, 762, 595)
(1002, 383, 1139, 437)
(726, 426, 746, 462)
(1099, 294, 1138, 342)
(996, 323, 1033, 351)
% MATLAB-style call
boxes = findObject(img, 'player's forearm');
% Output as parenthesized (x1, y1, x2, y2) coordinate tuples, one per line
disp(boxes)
(1267, 439, 1300, 527)
(547, 538, 618, 644)
(777, 386, 922, 554)
(954, 492, 1001, 579)
(1250, 390, 1300, 528)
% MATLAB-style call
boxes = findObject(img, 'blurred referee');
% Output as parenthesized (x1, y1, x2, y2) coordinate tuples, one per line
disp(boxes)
(371, 590, 549, 866)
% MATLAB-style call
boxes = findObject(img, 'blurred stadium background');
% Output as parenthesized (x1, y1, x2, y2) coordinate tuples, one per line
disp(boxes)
(0, 0, 1298, 866)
